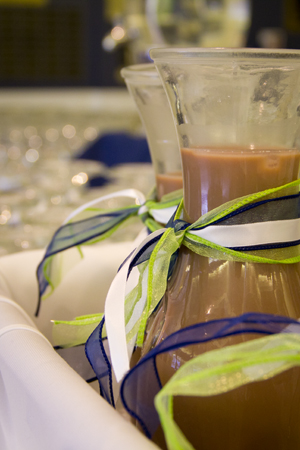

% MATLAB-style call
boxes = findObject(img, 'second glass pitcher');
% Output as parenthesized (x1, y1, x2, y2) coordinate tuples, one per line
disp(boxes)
(121, 63, 182, 199)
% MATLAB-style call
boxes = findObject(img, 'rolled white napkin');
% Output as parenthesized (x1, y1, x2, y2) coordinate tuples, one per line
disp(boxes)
(0, 247, 159, 450)
(0, 302, 158, 450)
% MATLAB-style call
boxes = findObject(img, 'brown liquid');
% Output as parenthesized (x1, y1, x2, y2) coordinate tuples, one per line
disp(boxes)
(142, 147, 300, 449)
(155, 172, 183, 200)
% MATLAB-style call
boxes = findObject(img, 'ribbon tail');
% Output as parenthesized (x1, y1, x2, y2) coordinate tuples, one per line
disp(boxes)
(35, 189, 146, 315)
(85, 317, 116, 406)
(105, 229, 166, 382)
(52, 313, 104, 348)
(136, 228, 181, 346)
(155, 331, 300, 450)
(120, 313, 300, 441)
(36, 207, 140, 316)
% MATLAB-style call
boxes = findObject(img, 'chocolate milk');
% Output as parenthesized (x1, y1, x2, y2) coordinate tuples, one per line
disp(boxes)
(142, 147, 300, 449)
(155, 172, 183, 200)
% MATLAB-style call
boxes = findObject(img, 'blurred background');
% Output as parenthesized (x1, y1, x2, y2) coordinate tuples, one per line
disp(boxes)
(0, 0, 300, 88)
(0, 0, 300, 256)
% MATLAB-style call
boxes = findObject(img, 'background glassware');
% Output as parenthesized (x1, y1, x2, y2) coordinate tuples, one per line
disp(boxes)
(141, 48, 300, 449)
(121, 63, 182, 199)
(103, 0, 251, 65)
(146, 0, 251, 48)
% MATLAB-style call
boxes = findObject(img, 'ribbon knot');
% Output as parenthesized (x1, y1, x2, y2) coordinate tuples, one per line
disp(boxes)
(137, 204, 149, 216)
(105, 179, 300, 381)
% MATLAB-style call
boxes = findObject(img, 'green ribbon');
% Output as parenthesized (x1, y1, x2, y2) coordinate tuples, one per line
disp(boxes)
(52, 179, 300, 352)
(51, 179, 300, 450)
(155, 332, 300, 450)
(184, 177, 300, 264)
(39, 187, 183, 304)
(125, 179, 300, 350)
(52, 314, 104, 347)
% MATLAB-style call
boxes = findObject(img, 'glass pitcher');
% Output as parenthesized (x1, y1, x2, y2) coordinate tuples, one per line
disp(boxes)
(141, 48, 300, 449)
(121, 63, 182, 200)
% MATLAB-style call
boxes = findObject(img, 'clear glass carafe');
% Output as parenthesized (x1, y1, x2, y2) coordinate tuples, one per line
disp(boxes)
(121, 63, 182, 199)
(141, 49, 300, 449)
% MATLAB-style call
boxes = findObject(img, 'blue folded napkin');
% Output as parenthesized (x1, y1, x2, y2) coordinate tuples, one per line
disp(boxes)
(78, 132, 151, 167)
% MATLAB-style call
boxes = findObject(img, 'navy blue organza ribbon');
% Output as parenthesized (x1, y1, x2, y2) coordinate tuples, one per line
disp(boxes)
(36, 206, 139, 316)
(84, 193, 300, 416)
(36, 192, 300, 316)
(85, 312, 300, 438)
(199, 193, 300, 227)
(85, 317, 115, 407)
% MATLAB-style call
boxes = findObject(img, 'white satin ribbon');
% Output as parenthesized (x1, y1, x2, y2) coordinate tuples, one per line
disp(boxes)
(63, 188, 146, 224)
(190, 218, 300, 248)
(150, 205, 177, 224)
(104, 229, 165, 382)
(105, 217, 300, 382)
